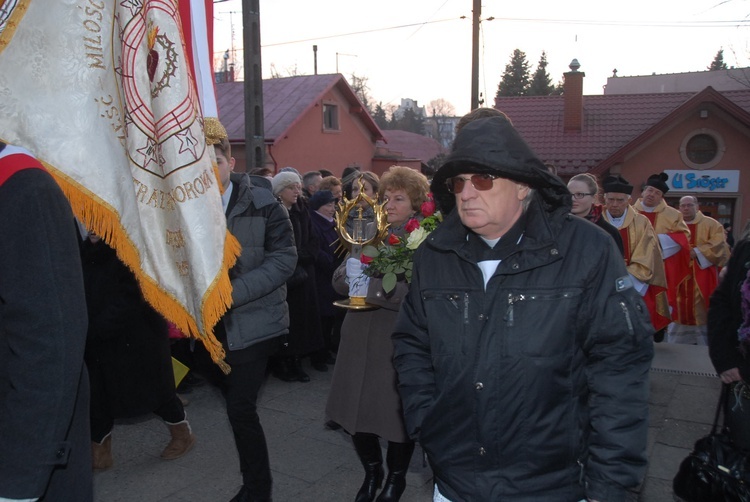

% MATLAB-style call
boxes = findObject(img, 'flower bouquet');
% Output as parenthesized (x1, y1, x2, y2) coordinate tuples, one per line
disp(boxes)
(360, 195, 441, 293)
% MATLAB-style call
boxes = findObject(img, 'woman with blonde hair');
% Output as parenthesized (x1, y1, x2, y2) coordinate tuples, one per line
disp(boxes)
(327, 166, 429, 502)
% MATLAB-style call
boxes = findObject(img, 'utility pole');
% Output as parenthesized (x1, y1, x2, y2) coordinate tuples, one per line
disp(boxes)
(471, 0, 480, 111)
(243, 0, 265, 169)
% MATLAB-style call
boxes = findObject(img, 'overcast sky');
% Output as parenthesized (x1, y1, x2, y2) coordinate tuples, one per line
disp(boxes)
(212, 0, 750, 116)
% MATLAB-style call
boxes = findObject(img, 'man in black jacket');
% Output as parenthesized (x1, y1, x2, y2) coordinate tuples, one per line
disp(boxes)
(201, 121, 296, 502)
(392, 116, 654, 502)
(0, 143, 92, 501)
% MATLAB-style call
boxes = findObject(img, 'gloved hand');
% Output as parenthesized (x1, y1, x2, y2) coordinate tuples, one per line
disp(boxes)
(346, 257, 369, 297)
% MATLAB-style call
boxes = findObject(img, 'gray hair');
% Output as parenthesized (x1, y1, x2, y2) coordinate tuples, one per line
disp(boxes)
(302, 171, 321, 188)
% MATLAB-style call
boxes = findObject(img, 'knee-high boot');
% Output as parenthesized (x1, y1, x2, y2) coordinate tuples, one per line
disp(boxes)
(375, 441, 415, 502)
(352, 433, 384, 502)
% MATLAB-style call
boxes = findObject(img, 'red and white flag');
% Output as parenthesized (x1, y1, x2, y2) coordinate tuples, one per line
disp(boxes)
(0, 0, 238, 370)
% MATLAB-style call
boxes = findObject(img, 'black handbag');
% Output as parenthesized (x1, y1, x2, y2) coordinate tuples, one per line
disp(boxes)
(726, 382, 750, 451)
(673, 384, 750, 502)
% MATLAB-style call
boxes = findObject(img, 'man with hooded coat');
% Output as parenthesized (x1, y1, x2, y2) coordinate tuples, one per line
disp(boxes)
(392, 116, 654, 501)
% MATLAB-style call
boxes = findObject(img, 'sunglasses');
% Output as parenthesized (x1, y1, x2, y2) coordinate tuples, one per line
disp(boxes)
(445, 174, 499, 194)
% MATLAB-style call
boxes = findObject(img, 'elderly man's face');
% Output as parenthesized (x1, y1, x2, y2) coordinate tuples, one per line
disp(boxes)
(604, 193, 630, 218)
(641, 186, 663, 208)
(455, 173, 530, 240)
(679, 197, 698, 221)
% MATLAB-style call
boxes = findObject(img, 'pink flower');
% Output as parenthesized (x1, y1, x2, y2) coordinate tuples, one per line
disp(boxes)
(405, 218, 420, 233)
(420, 199, 436, 217)
(360, 254, 373, 265)
(388, 233, 401, 246)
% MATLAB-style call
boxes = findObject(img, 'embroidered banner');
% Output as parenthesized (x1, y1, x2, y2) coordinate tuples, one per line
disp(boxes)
(0, 0, 239, 370)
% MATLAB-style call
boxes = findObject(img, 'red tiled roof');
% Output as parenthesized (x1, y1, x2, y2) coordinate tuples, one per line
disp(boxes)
(376, 130, 446, 164)
(216, 74, 384, 144)
(495, 88, 750, 175)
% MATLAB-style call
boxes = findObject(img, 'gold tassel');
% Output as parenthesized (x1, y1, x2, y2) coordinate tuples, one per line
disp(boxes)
(45, 163, 237, 374)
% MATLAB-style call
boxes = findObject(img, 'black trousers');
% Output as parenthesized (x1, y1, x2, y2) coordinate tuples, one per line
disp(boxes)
(192, 331, 281, 500)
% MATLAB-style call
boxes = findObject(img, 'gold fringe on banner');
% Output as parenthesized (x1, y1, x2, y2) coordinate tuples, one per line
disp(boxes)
(47, 164, 239, 374)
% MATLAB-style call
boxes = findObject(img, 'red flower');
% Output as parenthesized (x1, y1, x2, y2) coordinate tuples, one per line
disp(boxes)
(360, 254, 373, 265)
(405, 218, 420, 233)
(420, 199, 436, 217)
(388, 233, 401, 246)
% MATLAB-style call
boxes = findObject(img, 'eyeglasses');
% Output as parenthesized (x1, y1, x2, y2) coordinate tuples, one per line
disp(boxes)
(571, 192, 594, 200)
(445, 174, 499, 194)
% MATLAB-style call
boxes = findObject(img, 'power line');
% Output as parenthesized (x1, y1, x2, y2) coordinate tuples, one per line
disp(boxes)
(262, 17, 463, 47)
(488, 16, 750, 28)
(213, 13, 750, 56)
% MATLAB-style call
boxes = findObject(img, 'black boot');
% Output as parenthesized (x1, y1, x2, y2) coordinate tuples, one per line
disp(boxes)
(352, 433, 384, 502)
(292, 357, 310, 382)
(270, 356, 296, 382)
(375, 441, 415, 502)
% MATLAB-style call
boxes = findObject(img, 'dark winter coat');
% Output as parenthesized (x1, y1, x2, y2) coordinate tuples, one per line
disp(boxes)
(282, 199, 323, 356)
(394, 116, 654, 502)
(708, 237, 750, 378)
(224, 173, 297, 352)
(0, 154, 92, 501)
(309, 209, 345, 318)
(81, 240, 174, 418)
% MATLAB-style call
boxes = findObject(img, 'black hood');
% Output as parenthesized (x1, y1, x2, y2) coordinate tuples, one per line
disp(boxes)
(431, 116, 571, 215)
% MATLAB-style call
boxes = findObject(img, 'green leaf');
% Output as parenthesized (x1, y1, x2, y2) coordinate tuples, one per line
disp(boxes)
(382, 272, 397, 293)
(362, 245, 380, 257)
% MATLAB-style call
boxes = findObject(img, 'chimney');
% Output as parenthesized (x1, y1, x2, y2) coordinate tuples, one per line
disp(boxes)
(563, 59, 585, 132)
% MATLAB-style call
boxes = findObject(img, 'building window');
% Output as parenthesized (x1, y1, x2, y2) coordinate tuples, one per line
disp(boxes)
(323, 103, 339, 131)
(679, 129, 724, 170)
(686, 134, 718, 164)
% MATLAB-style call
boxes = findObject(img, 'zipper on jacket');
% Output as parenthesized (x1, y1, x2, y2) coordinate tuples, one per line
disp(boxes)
(504, 293, 525, 327)
(503, 291, 577, 327)
(619, 301, 635, 340)
(448, 294, 459, 310)
(463, 292, 470, 325)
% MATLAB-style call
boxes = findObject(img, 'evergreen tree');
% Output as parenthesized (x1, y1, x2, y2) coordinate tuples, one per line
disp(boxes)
(528, 51, 555, 96)
(394, 108, 425, 135)
(372, 102, 389, 130)
(496, 49, 531, 97)
(708, 49, 728, 71)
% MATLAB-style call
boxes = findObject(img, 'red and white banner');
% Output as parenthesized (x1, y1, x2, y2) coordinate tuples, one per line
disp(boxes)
(0, 0, 237, 369)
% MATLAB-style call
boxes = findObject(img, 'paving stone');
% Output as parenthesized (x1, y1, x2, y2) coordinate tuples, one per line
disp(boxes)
(93, 351, 720, 502)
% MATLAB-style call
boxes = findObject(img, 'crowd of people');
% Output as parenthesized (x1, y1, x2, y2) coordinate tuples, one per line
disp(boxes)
(2, 108, 749, 502)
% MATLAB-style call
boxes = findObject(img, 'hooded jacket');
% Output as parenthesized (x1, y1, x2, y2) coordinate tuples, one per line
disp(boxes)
(393, 116, 654, 501)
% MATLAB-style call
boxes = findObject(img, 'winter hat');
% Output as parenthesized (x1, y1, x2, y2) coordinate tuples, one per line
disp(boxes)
(644, 172, 669, 194)
(602, 175, 633, 195)
(272, 171, 302, 195)
(279, 166, 303, 179)
(431, 115, 570, 214)
(309, 190, 336, 210)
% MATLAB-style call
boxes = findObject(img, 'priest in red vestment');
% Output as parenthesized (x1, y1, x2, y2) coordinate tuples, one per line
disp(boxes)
(668, 195, 730, 344)
(633, 173, 691, 338)
(603, 175, 670, 337)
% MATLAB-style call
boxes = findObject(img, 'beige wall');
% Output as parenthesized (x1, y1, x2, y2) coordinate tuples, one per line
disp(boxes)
(615, 108, 750, 232)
